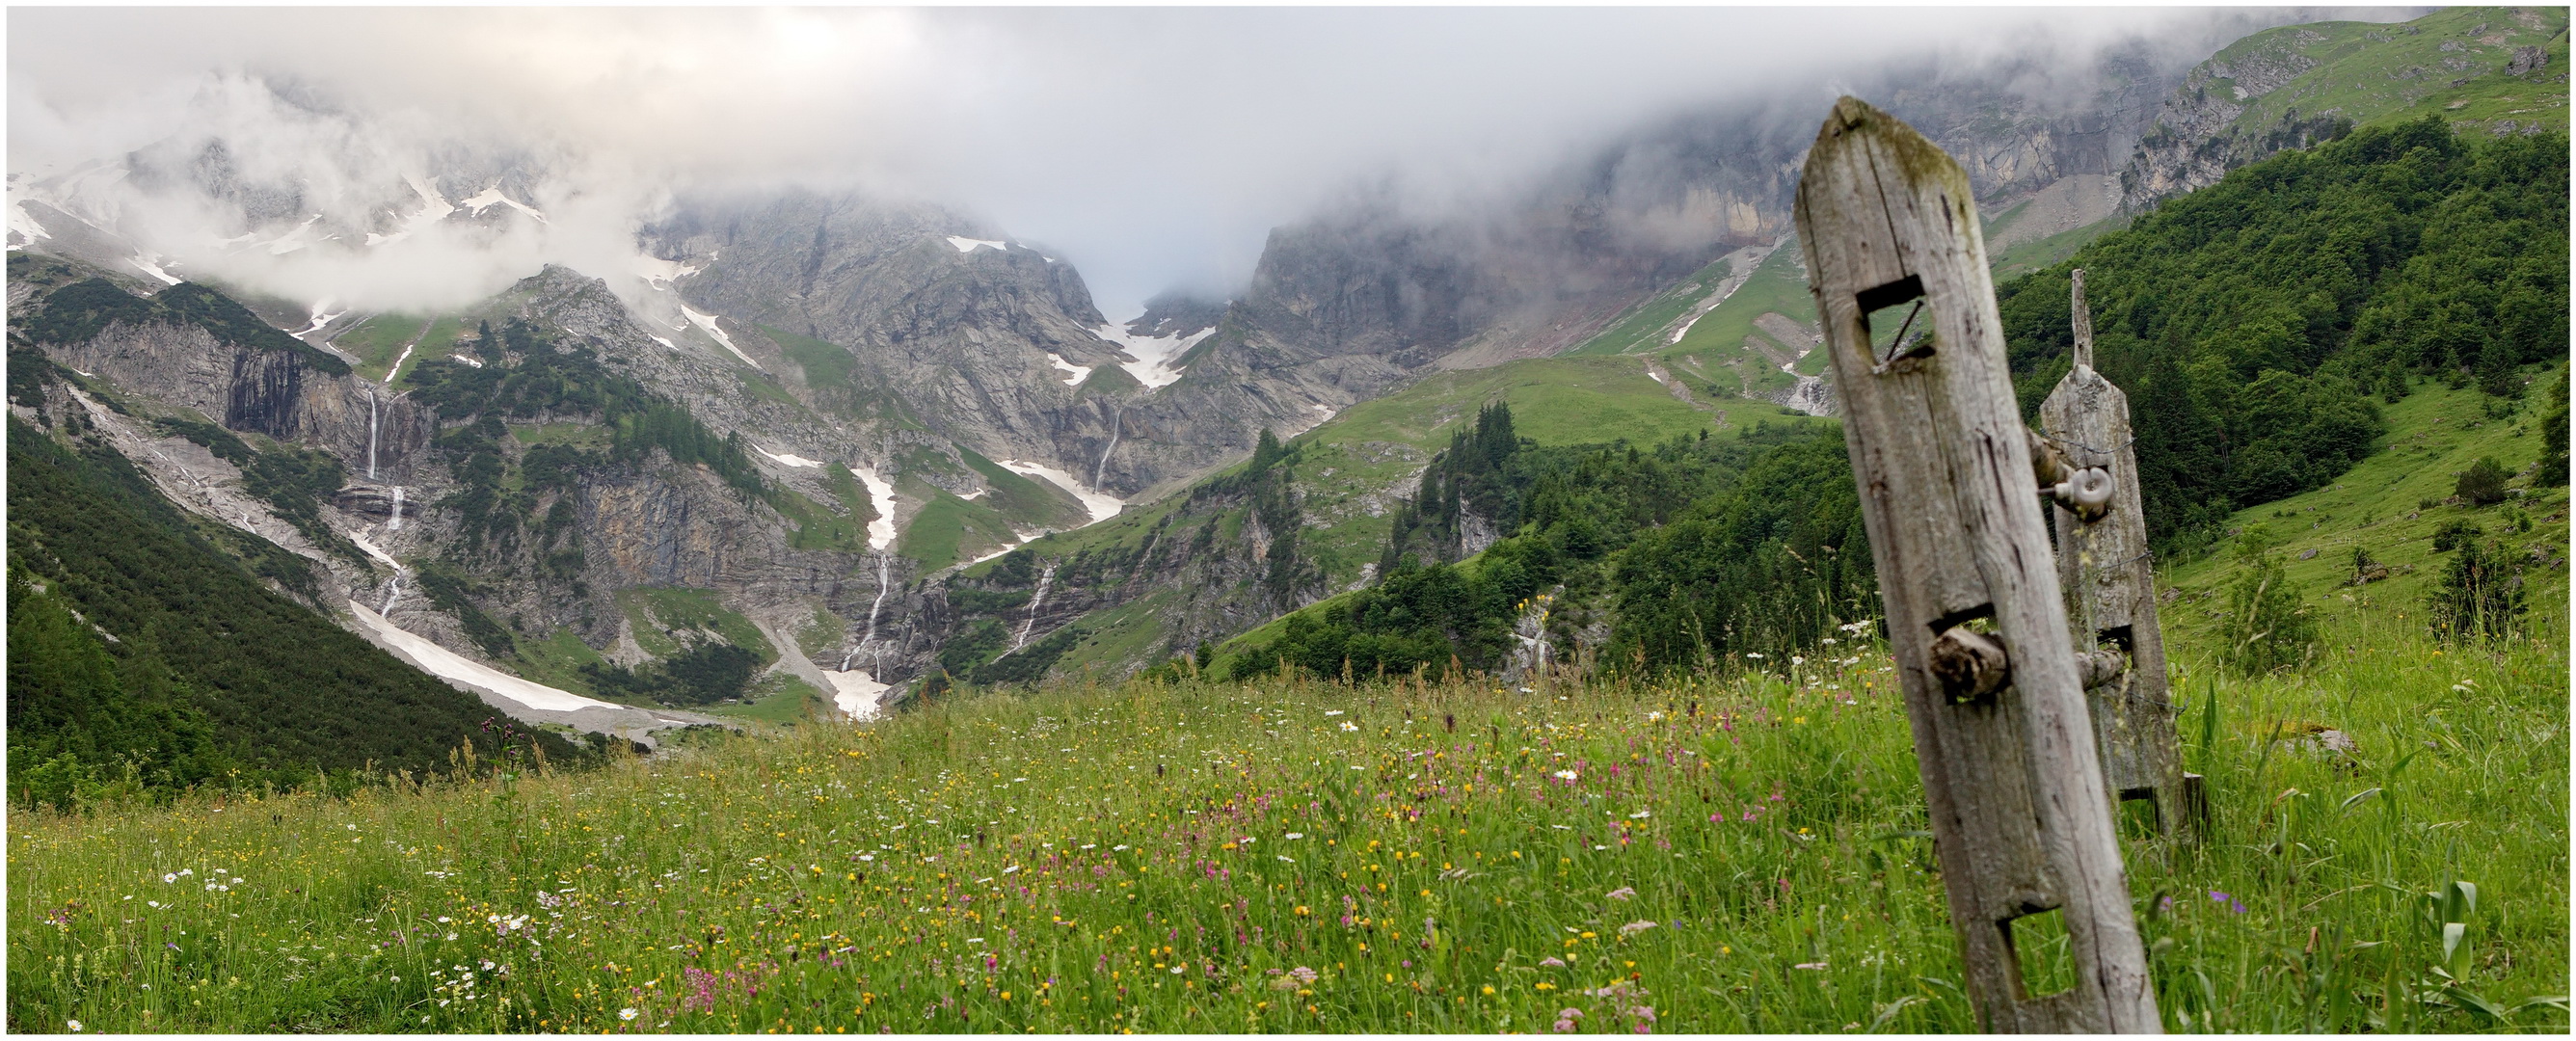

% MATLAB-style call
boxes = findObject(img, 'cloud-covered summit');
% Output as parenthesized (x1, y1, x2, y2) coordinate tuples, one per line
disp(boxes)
(8, 7, 2400, 316)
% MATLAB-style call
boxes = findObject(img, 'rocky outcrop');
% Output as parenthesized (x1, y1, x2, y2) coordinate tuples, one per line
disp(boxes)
(1127, 290, 1227, 339)
(641, 191, 1136, 490)
(2118, 28, 2331, 209)
(43, 317, 439, 482)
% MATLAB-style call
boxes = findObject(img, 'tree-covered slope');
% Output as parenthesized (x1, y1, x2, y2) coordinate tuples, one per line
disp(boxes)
(1999, 117, 2567, 551)
(1212, 405, 1871, 682)
(5, 414, 591, 802)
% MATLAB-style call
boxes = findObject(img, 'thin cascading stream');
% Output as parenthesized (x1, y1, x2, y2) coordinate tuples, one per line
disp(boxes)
(388, 486, 405, 530)
(838, 552, 894, 674)
(1013, 561, 1057, 652)
(365, 389, 379, 480)
(1093, 405, 1122, 489)
(379, 568, 407, 615)
(862, 552, 889, 645)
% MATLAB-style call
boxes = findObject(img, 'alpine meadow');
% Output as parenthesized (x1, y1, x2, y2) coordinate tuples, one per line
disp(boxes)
(6, 6, 2568, 1035)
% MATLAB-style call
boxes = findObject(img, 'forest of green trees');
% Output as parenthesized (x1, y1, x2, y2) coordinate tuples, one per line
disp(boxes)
(1996, 117, 2567, 551)
(1227, 406, 1874, 681)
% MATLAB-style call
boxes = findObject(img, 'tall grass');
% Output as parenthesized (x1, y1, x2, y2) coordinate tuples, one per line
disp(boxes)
(8, 611, 2563, 1033)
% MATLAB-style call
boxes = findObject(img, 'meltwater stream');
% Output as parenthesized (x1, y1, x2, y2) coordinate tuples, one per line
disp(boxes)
(1093, 406, 1122, 489)
(1013, 562, 1058, 652)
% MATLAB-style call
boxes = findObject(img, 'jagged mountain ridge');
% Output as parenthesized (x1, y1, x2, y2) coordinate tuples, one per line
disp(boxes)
(6, 12, 2405, 728)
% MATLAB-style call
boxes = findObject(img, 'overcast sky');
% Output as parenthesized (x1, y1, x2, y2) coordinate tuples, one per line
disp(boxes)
(9, 7, 2400, 316)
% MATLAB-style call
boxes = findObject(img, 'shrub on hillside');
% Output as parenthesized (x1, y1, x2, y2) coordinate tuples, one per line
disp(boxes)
(2431, 518, 2483, 552)
(2456, 457, 2512, 507)
(2216, 547, 2319, 675)
(579, 641, 762, 706)
(2428, 539, 2526, 644)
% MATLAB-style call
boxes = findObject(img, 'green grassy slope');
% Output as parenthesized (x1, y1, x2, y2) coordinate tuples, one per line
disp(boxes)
(1559, 254, 1738, 358)
(899, 491, 1024, 571)
(955, 448, 1089, 531)
(2219, 7, 2569, 139)
(2160, 364, 2570, 645)
(1988, 215, 2132, 282)
(757, 324, 856, 391)
(10, 594, 2560, 1032)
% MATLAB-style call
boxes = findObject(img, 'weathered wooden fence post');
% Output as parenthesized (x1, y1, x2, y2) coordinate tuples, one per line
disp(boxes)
(2040, 270, 2201, 839)
(1794, 97, 2160, 1032)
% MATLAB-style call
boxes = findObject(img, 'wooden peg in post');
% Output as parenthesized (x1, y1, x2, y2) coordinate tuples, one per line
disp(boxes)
(2042, 268, 2196, 839)
(1794, 97, 2160, 1033)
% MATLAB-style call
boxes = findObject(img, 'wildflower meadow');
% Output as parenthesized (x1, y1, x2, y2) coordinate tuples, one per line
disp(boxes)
(8, 600, 2564, 1034)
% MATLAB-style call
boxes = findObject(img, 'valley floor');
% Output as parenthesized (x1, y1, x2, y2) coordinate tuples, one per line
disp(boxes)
(7, 598, 2565, 1033)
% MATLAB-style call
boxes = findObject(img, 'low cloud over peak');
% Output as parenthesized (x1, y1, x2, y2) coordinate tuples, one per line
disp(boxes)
(9, 7, 2399, 316)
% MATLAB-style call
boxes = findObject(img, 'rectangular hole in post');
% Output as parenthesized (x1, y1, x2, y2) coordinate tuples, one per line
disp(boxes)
(2097, 625, 2135, 654)
(2001, 907, 2078, 999)
(1855, 275, 1931, 365)
(2117, 792, 2162, 839)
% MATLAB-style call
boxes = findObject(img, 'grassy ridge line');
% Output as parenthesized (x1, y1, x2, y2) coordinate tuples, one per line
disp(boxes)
(2220, 8, 2569, 138)
(6, 599, 2562, 1032)
(1987, 215, 2131, 282)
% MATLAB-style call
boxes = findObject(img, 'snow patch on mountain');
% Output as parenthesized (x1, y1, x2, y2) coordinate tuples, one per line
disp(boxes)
(128, 254, 182, 285)
(997, 459, 1122, 525)
(7, 201, 49, 249)
(681, 306, 763, 370)
(292, 304, 347, 340)
(756, 446, 825, 468)
(349, 532, 401, 570)
(632, 252, 704, 290)
(457, 185, 547, 223)
(349, 600, 620, 713)
(363, 176, 457, 247)
(1045, 353, 1093, 386)
(1091, 321, 1212, 389)
(823, 669, 888, 721)
(856, 467, 899, 550)
(944, 235, 1007, 254)
(256, 215, 327, 255)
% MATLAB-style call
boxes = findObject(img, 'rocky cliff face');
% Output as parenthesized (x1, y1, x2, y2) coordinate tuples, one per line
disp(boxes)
(2119, 26, 2338, 209)
(639, 191, 1142, 493)
(1139, 42, 2209, 438)
(11, 254, 930, 725)
(51, 318, 437, 482)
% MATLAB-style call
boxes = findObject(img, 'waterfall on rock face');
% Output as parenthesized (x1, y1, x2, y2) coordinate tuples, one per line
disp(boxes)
(379, 568, 407, 615)
(863, 552, 890, 646)
(365, 390, 379, 480)
(831, 553, 898, 676)
(1013, 561, 1057, 652)
(388, 486, 405, 530)
(1094, 406, 1122, 489)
